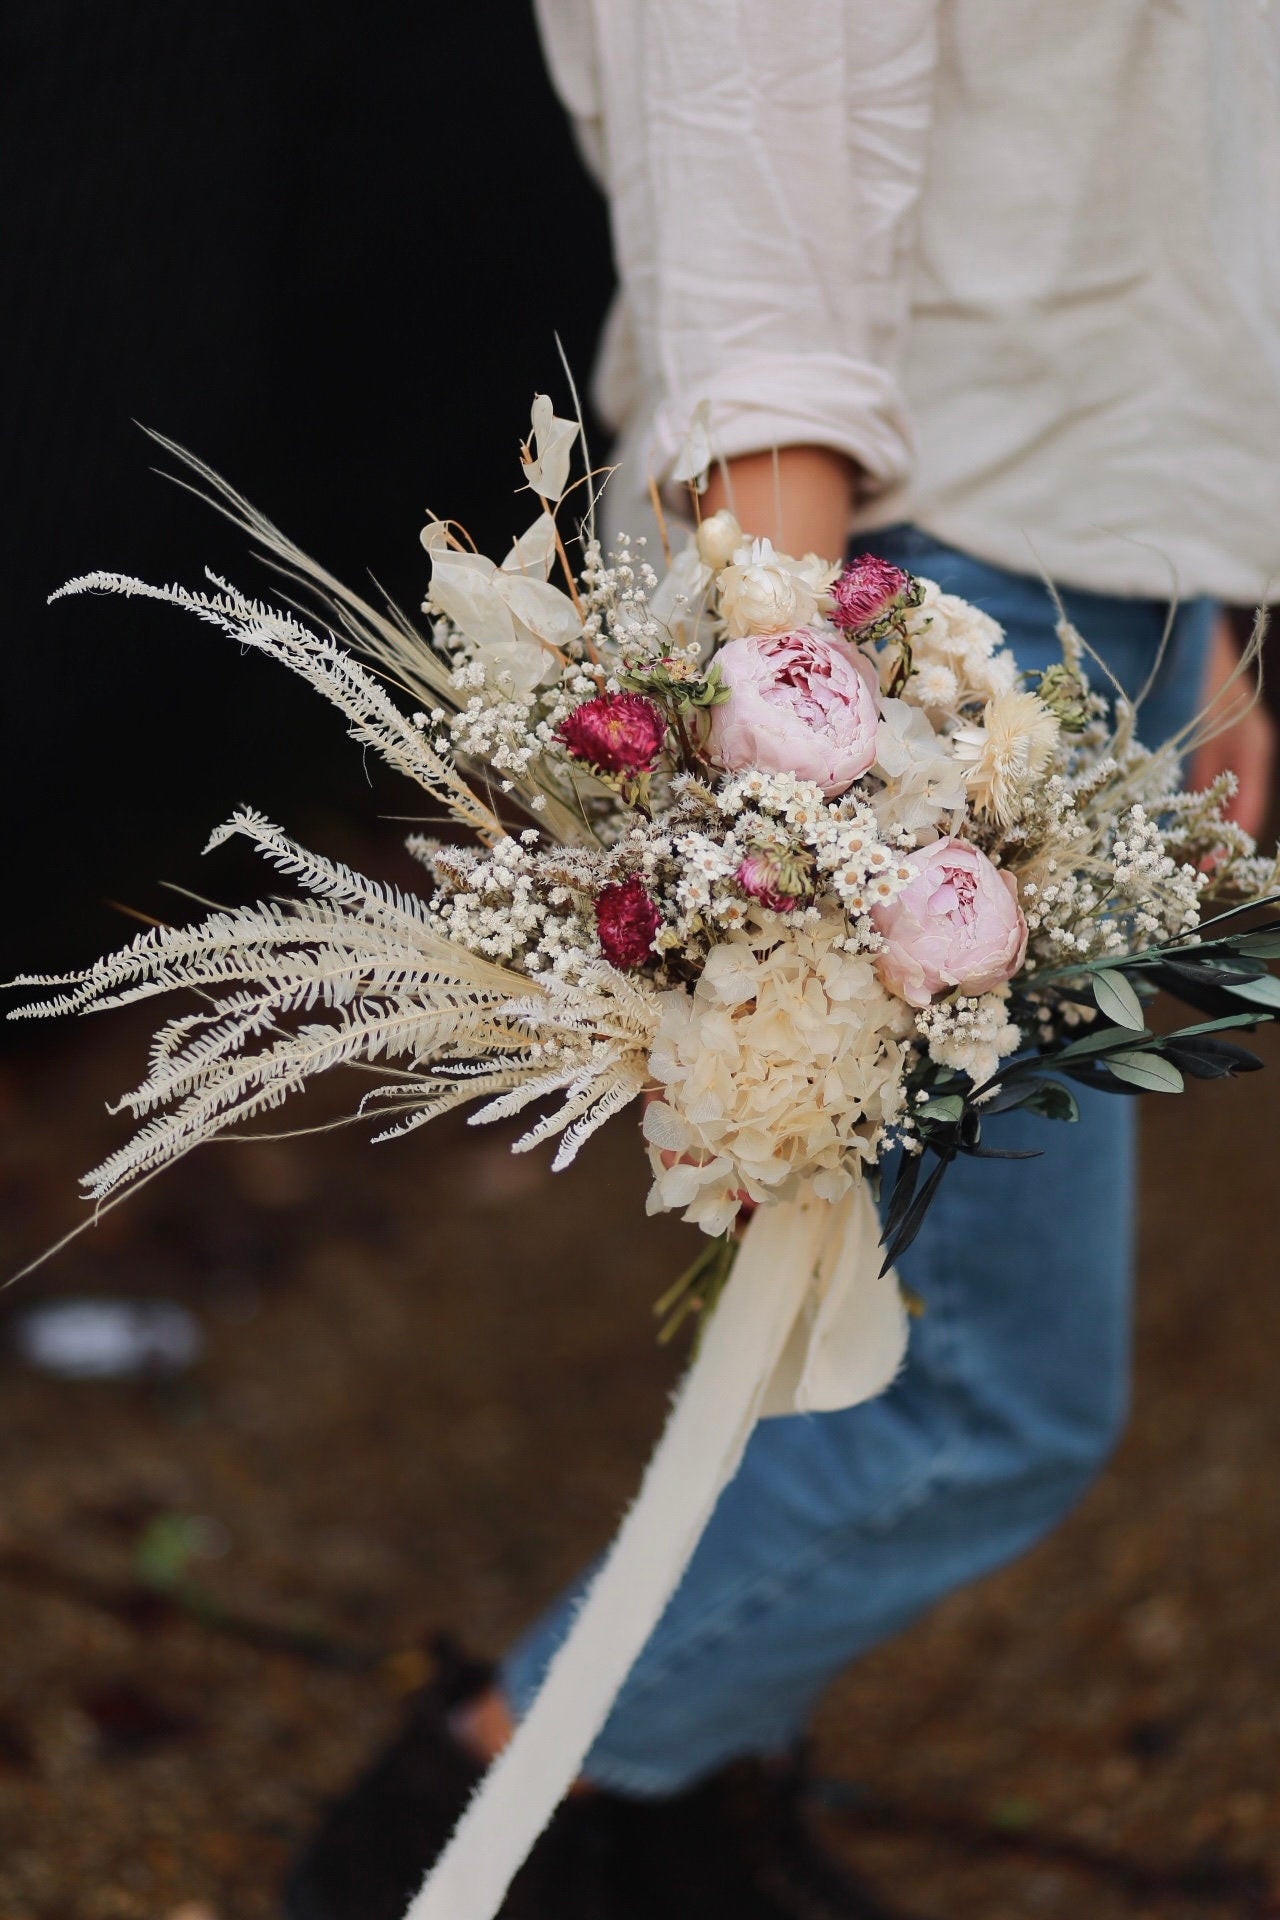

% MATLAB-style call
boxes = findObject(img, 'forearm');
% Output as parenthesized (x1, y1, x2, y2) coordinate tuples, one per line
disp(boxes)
(701, 446, 858, 560)
(1190, 611, 1277, 836)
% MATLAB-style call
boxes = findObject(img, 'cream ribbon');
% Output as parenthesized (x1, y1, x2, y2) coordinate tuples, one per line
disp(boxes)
(404, 1178, 907, 1920)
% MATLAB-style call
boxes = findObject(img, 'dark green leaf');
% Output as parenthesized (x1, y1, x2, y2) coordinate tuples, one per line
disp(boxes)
(969, 1077, 1055, 1116)
(961, 1145, 1044, 1160)
(881, 1149, 922, 1246)
(1105, 1051, 1184, 1092)
(1161, 953, 1266, 987)
(977, 1075, 1080, 1121)
(1181, 890, 1280, 937)
(1225, 974, 1280, 1009)
(1163, 1013, 1267, 1039)
(1054, 1023, 1151, 1062)
(1162, 1035, 1263, 1079)
(1093, 969, 1145, 1029)
(881, 1152, 952, 1272)
(1018, 1080, 1080, 1123)
(1232, 928, 1280, 958)
(1057, 1062, 1146, 1095)
(1146, 963, 1251, 1019)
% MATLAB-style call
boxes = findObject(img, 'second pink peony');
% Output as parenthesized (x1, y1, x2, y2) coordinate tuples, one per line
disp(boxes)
(871, 836, 1028, 1008)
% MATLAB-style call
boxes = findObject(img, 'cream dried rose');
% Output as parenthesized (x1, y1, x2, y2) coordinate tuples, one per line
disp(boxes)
(718, 539, 825, 636)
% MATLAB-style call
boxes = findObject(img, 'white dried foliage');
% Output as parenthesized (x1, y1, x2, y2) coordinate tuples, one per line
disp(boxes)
(23, 402, 1273, 1240)
(141, 429, 593, 847)
(11, 814, 657, 1202)
(143, 428, 462, 712)
(50, 570, 503, 842)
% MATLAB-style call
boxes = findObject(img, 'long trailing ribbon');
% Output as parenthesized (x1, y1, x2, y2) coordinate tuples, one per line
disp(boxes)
(404, 1179, 907, 1920)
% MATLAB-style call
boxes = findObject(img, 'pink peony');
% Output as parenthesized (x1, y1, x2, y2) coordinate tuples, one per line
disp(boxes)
(830, 554, 917, 635)
(871, 837, 1027, 1008)
(707, 628, 880, 797)
(558, 693, 667, 776)
(596, 877, 662, 969)
(736, 850, 803, 914)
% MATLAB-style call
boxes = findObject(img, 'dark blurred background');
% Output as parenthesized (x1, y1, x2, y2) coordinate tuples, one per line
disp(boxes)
(2, 0, 612, 1010)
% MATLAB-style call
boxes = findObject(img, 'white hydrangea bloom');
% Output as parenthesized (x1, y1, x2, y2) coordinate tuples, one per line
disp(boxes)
(643, 916, 913, 1234)
(872, 699, 970, 834)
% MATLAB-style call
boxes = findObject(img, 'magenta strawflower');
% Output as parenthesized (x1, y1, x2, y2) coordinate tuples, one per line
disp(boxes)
(557, 693, 667, 775)
(595, 877, 662, 969)
(736, 851, 803, 914)
(830, 554, 918, 635)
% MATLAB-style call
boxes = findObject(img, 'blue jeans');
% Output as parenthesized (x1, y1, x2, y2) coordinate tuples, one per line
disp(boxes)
(502, 527, 1216, 1796)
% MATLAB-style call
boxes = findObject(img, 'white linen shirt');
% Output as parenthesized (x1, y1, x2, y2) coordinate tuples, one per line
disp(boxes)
(534, 0, 1280, 601)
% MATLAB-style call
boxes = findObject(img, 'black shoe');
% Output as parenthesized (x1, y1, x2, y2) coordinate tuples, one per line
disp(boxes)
(284, 1637, 501, 1919)
(585, 1752, 908, 1920)
(284, 1639, 901, 1920)
(284, 1637, 625, 1919)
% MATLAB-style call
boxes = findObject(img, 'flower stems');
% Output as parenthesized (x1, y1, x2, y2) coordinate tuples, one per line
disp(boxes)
(654, 1232, 739, 1347)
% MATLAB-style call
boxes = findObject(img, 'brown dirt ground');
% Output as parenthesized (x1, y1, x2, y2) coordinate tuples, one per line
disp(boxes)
(0, 1009, 1277, 1920)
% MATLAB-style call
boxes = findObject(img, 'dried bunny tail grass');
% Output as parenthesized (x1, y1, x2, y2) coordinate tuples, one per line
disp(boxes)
(9, 831, 657, 1205)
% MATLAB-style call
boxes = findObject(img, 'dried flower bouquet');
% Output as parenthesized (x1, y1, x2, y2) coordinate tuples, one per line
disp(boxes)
(12, 396, 1279, 1919)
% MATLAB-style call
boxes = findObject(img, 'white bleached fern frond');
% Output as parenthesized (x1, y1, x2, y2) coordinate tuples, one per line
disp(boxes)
(9, 828, 658, 1203)
(204, 808, 444, 936)
(49, 572, 504, 843)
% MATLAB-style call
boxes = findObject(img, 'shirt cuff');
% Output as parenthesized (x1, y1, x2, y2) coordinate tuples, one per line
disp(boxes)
(644, 353, 915, 503)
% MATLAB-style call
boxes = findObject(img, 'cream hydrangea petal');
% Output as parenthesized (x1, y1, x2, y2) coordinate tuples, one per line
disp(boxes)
(644, 916, 911, 1232)
(640, 1097, 693, 1155)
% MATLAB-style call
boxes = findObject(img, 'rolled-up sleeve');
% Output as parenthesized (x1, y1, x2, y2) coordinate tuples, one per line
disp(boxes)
(534, 0, 938, 497)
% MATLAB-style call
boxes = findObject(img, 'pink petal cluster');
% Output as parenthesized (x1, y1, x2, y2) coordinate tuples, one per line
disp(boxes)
(736, 851, 802, 914)
(871, 837, 1027, 1008)
(596, 877, 662, 969)
(557, 693, 667, 775)
(708, 628, 880, 798)
(830, 554, 914, 634)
